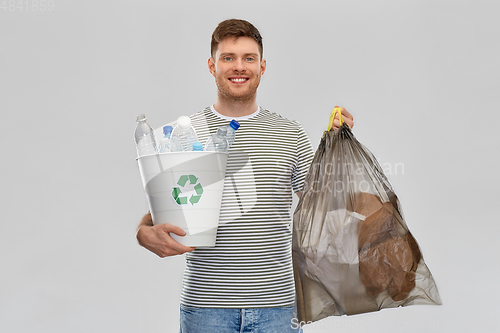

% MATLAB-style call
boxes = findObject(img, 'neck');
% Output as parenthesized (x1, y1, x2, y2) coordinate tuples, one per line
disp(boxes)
(213, 94, 258, 118)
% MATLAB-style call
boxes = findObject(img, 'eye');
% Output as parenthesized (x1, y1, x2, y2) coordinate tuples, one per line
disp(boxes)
(246, 57, 255, 62)
(223, 57, 233, 61)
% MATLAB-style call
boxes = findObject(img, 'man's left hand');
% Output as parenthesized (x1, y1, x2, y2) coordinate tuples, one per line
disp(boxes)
(330, 107, 354, 129)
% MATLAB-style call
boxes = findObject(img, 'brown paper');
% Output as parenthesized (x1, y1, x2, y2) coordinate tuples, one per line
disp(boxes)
(354, 192, 421, 301)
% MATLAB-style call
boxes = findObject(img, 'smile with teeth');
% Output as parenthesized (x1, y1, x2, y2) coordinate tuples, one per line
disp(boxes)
(229, 77, 249, 83)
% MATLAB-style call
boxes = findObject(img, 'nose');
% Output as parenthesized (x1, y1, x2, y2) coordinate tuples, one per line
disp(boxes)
(233, 58, 245, 72)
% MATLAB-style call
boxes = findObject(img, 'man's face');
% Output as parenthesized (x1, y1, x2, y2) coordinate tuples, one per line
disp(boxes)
(208, 37, 266, 103)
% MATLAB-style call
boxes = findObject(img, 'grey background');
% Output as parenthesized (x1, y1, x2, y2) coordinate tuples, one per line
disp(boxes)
(1, 0, 499, 332)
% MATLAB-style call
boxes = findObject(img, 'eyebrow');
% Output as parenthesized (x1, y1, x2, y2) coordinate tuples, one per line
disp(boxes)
(219, 52, 259, 58)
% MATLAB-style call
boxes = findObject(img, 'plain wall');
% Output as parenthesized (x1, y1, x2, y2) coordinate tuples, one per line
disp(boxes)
(1, 0, 499, 332)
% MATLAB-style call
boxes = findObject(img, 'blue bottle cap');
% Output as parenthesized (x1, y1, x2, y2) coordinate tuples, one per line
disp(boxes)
(229, 119, 240, 130)
(192, 142, 203, 151)
(163, 125, 173, 135)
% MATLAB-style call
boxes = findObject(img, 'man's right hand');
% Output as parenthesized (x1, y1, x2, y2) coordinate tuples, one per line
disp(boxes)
(136, 212, 196, 257)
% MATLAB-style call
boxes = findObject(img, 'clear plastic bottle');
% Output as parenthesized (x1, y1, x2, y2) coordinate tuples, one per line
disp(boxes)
(205, 127, 229, 152)
(226, 119, 240, 147)
(171, 116, 199, 151)
(162, 126, 183, 152)
(158, 126, 172, 153)
(158, 125, 184, 153)
(134, 114, 157, 157)
(192, 142, 203, 151)
(158, 137, 170, 153)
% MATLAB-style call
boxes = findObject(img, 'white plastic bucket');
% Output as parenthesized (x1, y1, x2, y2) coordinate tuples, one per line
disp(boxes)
(137, 151, 228, 247)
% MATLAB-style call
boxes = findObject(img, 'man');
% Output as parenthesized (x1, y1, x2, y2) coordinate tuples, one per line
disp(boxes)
(136, 19, 354, 332)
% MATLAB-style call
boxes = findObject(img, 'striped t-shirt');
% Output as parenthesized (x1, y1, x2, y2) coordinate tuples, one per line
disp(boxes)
(161, 106, 314, 308)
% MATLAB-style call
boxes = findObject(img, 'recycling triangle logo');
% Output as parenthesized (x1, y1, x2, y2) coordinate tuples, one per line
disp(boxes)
(171, 174, 204, 205)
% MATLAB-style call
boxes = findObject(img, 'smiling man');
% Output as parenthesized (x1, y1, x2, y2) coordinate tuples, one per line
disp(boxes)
(136, 19, 353, 333)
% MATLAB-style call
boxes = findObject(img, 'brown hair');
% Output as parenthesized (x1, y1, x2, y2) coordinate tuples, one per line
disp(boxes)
(211, 19, 263, 60)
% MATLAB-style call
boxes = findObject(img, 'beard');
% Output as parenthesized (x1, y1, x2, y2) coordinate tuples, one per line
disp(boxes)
(215, 75, 261, 104)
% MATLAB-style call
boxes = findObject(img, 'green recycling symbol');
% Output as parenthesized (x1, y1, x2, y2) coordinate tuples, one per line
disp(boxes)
(171, 174, 203, 205)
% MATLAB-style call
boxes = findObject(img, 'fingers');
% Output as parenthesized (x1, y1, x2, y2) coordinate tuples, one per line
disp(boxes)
(163, 223, 187, 237)
(153, 236, 195, 258)
(159, 224, 196, 255)
(138, 223, 195, 258)
(331, 107, 354, 129)
(339, 107, 353, 121)
(342, 116, 354, 129)
(331, 118, 354, 129)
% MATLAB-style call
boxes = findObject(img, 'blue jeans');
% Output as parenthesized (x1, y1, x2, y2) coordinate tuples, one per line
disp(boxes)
(179, 305, 303, 333)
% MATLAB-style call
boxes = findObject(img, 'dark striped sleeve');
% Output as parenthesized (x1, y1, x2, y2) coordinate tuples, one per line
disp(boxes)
(292, 123, 314, 193)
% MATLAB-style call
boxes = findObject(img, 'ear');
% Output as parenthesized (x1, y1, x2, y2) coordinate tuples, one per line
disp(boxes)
(260, 58, 267, 76)
(208, 57, 216, 77)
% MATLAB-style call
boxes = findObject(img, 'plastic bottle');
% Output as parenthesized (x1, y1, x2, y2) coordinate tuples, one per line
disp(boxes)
(158, 125, 184, 153)
(226, 120, 240, 147)
(171, 116, 199, 151)
(158, 126, 172, 153)
(205, 127, 229, 152)
(134, 114, 157, 157)
(192, 142, 203, 151)
(158, 137, 169, 153)
(163, 126, 183, 152)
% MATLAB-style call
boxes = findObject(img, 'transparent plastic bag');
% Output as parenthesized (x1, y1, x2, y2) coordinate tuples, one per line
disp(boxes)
(292, 108, 441, 322)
